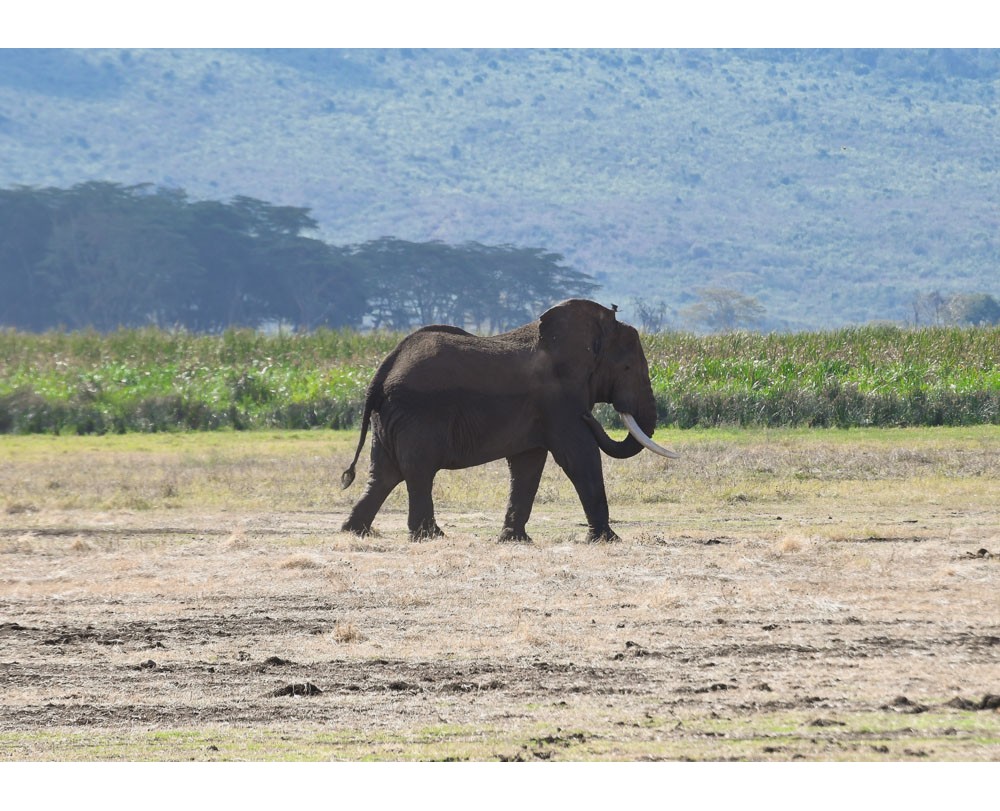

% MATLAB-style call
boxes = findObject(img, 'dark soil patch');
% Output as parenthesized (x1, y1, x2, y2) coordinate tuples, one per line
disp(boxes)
(269, 682, 322, 697)
(882, 696, 928, 714)
(252, 656, 295, 672)
(945, 694, 1000, 711)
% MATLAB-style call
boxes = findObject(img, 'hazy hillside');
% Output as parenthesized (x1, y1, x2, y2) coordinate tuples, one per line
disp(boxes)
(1, 48, 997, 330)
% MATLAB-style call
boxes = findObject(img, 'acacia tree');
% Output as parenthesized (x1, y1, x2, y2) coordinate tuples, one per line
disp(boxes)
(682, 286, 766, 332)
(0, 186, 56, 329)
(628, 296, 671, 333)
(911, 290, 1000, 326)
(480, 244, 599, 331)
(355, 238, 452, 329)
(271, 241, 368, 329)
(355, 238, 598, 331)
(944, 293, 1000, 326)
(186, 195, 367, 330)
(911, 290, 948, 326)
(40, 183, 202, 330)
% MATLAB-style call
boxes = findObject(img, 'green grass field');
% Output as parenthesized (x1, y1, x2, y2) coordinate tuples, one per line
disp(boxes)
(1, 325, 998, 434)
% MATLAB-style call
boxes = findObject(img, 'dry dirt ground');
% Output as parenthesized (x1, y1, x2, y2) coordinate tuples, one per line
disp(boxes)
(0, 428, 998, 761)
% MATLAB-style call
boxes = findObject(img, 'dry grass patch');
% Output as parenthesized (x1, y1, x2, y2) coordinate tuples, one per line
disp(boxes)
(333, 622, 363, 643)
(278, 553, 325, 570)
(775, 534, 807, 554)
(1, 427, 998, 761)
(0, 534, 37, 555)
(68, 537, 95, 553)
(225, 526, 250, 549)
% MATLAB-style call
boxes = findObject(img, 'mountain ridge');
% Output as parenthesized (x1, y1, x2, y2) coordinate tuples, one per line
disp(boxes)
(1, 48, 997, 330)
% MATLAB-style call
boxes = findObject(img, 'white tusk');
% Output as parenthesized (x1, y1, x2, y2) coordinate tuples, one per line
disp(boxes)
(621, 413, 681, 459)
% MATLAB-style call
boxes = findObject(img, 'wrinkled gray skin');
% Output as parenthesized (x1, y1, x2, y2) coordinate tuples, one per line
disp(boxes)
(341, 299, 660, 542)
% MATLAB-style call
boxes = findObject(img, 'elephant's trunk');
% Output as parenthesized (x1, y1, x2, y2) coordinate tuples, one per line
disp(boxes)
(582, 412, 644, 459)
(582, 390, 679, 460)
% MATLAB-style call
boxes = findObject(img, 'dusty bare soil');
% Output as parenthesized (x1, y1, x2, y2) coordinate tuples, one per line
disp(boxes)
(1, 429, 998, 760)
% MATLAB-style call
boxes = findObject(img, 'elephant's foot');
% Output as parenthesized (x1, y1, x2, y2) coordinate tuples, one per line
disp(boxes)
(497, 527, 533, 544)
(410, 522, 445, 542)
(585, 527, 622, 543)
(341, 518, 374, 536)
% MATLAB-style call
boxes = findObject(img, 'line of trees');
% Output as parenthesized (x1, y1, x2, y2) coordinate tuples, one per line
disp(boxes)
(0, 182, 598, 333)
(910, 290, 1000, 327)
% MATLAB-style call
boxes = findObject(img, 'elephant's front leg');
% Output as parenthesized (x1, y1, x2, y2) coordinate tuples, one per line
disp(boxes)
(499, 447, 547, 543)
(405, 469, 444, 541)
(549, 430, 620, 543)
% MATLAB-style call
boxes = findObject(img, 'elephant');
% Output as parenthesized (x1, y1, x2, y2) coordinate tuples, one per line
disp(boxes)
(340, 299, 679, 542)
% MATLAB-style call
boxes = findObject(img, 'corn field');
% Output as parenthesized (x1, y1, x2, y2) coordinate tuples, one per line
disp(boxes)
(1, 325, 997, 434)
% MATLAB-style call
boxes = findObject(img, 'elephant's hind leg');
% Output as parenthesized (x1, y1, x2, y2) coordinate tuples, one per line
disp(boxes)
(341, 436, 403, 536)
(499, 447, 547, 542)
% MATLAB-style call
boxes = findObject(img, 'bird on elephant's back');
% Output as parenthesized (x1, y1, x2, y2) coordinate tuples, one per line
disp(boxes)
(340, 299, 679, 543)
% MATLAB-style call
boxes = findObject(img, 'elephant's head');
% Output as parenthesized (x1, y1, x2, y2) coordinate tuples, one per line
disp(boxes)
(538, 300, 679, 460)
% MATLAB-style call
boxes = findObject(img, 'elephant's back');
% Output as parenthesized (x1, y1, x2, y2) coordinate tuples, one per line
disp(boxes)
(383, 328, 541, 396)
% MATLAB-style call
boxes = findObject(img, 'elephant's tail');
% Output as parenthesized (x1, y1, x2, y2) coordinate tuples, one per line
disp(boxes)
(341, 397, 373, 489)
(341, 356, 392, 489)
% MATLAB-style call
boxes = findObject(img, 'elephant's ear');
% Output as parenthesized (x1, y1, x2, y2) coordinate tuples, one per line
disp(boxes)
(539, 299, 615, 366)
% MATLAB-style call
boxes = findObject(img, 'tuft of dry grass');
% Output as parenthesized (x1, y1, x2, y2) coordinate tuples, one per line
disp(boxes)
(642, 582, 683, 610)
(68, 537, 95, 553)
(278, 554, 325, 570)
(333, 622, 363, 643)
(225, 525, 247, 545)
(776, 535, 806, 554)
(512, 621, 546, 647)
(0, 534, 36, 555)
